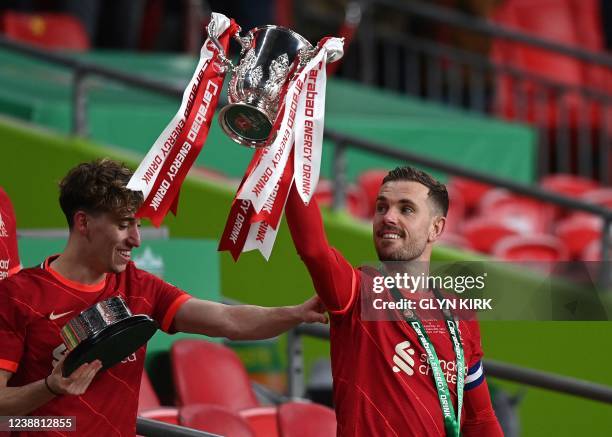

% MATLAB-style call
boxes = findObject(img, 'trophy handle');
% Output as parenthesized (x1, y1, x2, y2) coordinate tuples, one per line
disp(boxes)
(233, 32, 253, 54)
(207, 19, 236, 71)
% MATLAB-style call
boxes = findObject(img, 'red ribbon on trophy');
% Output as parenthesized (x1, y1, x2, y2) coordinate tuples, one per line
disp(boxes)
(127, 13, 239, 226)
(218, 37, 344, 260)
(128, 11, 344, 260)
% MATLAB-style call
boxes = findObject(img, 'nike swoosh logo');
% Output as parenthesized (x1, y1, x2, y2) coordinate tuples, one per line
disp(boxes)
(49, 311, 73, 321)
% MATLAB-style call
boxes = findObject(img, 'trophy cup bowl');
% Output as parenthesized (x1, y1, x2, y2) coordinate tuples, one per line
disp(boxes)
(213, 24, 314, 148)
(60, 296, 158, 376)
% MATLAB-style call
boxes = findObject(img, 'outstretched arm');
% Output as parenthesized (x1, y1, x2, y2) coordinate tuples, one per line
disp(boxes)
(172, 295, 327, 340)
(285, 185, 356, 312)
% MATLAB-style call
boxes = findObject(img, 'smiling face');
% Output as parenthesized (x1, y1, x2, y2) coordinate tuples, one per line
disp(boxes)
(373, 180, 445, 262)
(84, 212, 141, 274)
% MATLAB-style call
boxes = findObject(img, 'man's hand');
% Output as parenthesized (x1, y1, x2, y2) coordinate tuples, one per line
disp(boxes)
(296, 295, 329, 324)
(46, 355, 102, 396)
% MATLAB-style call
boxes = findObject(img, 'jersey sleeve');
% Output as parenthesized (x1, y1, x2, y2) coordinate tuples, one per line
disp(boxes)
(0, 278, 28, 372)
(465, 320, 484, 366)
(134, 268, 192, 333)
(0, 187, 21, 278)
(285, 184, 357, 314)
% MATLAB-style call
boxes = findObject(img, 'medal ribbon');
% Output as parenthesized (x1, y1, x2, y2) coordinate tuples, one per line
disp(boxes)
(390, 286, 465, 437)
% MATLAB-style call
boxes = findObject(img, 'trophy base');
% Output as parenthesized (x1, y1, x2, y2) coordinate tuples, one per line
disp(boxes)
(62, 315, 157, 377)
(218, 103, 274, 148)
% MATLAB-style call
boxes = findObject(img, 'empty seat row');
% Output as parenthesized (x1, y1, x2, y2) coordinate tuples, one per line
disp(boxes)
(138, 339, 337, 437)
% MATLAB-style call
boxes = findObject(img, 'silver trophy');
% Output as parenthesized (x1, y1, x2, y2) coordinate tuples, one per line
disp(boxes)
(60, 296, 157, 376)
(209, 22, 323, 148)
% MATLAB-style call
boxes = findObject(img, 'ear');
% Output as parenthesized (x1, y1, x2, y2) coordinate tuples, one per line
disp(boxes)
(428, 215, 446, 243)
(73, 211, 89, 235)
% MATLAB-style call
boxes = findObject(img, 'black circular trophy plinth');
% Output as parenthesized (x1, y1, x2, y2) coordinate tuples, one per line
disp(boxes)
(60, 297, 158, 377)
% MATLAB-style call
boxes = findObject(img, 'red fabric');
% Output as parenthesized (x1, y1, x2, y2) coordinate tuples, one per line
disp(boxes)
(0, 257, 189, 436)
(462, 380, 504, 436)
(1, 12, 90, 51)
(285, 186, 499, 436)
(0, 187, 21, 280)
(171, 339, 259, 411)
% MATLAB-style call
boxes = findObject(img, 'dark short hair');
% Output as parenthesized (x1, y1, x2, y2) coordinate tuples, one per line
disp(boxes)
(59, 159, 143, 228)
(382, 166, 449, 216)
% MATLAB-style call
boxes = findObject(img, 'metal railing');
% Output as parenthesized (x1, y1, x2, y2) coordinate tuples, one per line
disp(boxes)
(296, 0, 612, 182)
(325, 129, 611, 279)
(287, 323, 612, 405)
(0, 26, 610, 269)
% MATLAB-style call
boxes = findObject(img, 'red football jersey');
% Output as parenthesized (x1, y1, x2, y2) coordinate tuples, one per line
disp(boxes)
(0, 255, 191, 436)
(285, 188, 488, 436)
(0, 187, 21, 280)
(330, 267, 483, 436)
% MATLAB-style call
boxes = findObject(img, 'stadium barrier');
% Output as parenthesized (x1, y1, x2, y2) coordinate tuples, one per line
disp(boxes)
(286, 322, 612, 404)
(136, 417, 220, 437)
(0, 34, 608, 266)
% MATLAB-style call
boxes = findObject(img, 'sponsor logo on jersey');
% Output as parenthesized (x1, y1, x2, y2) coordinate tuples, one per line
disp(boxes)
(391, 340, 416, 375)
(391, 340, 468, 386)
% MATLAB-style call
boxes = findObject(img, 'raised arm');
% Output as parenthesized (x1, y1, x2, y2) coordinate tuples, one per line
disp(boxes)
(172, 295, 327, 340)
(285, 184, 356, 312)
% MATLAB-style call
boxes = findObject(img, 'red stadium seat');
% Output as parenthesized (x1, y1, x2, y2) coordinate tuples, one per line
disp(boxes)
(180, 404, 255, 437)
(0, 12, 90, 51)
(493, 234, 570, 262)
(565, 0, 612, 94)
(138, 370, 161, 411)
(139, 407, 180, 425)
(582, 188, 612, 209)
(438, 232, 470, 250)
(277, 402, 337, 437)
(582, 240, 604, 261)
(478, 189, 555, 233)
(540, 174, 600, 218)
(555, 214, 602, 260)
(171, 339, 259, 411)
(461, 216, 520, 254)
(239, 406, 280, 437)
(490, 0, 608, 127)
(540, 174, 600, 198)
(447, 177, 492, 214)
(356, 169, 388, 217)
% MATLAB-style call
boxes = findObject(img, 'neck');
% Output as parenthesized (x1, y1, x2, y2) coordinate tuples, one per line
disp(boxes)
(51, 244, 106, 285)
